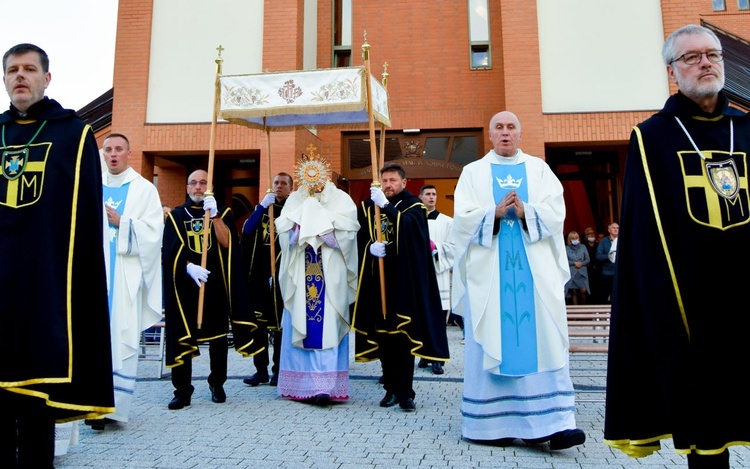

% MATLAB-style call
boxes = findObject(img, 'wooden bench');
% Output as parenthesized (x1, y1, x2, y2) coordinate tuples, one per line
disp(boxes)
(567, 304, 611, 353)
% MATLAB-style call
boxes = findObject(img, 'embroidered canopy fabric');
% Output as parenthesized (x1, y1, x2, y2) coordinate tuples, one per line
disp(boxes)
(218, 66, 390, 131)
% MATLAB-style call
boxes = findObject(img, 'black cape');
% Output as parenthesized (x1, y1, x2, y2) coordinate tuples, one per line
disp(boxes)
(604, 91, 750, 456)
(351, 190, 449, 362)
(0, 98, 114, 422)
(240, 200, 286, 331)
(163, 201, 261, 367)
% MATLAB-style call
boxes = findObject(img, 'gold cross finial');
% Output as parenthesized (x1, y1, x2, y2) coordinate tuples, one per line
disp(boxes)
(216, 45, 224, 57)
(361, 31, 371, 60)
(382, 62, 389, 87)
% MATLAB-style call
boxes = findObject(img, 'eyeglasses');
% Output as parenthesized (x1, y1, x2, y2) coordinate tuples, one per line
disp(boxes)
(187, 180, 208, 187)
(670, 50, 723, 66)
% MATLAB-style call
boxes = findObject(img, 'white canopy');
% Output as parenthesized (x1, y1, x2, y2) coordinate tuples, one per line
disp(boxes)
(218, 66, 390, 131)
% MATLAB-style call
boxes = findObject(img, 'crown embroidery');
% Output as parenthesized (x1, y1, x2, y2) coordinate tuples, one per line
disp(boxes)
(104, 197, 122, 210)
(496, 174, 522, 189)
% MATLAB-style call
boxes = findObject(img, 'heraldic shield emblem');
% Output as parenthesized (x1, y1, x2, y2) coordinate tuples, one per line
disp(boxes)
(706, 159, 739, 200)
(1, 143, 48, 208)
(185, 217, 212, 253)
(680, 151, 750, 230)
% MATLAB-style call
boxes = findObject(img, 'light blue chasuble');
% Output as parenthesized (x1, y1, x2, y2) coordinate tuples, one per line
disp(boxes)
(103, 183, 130, 315)
(491, 163, 538, 375)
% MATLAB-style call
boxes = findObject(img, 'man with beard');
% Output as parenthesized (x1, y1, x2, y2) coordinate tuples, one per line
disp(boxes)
(352, 163, 449, 412)
(163, 169, 259, 409)
(604, 24, 750, 468)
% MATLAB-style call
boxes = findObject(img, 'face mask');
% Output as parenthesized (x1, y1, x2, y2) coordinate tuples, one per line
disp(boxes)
(587, 237, 595, 243)
(571, 240, 580, 246)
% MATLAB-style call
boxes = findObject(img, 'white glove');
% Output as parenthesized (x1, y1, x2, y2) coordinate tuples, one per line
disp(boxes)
(203, 196, 218, 218)
(370, 187, 389, 208)
(289, 224, 300, 245)
(318, 231, 339, 249)
(260, 192, 276, 209)
(186, 263, 210, 286)
(369, 242, 386, 258)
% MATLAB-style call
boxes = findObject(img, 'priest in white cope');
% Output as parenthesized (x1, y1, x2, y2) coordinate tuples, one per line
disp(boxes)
(275, 150, 360, 406)
(417, 184, 455, 375)
(92, 133, 164, 429)
(452, 111, 585, 450)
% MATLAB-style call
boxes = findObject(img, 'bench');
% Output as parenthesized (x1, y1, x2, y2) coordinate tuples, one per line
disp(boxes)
(139, 319, 169, 378)
(567, 304, 611, 353)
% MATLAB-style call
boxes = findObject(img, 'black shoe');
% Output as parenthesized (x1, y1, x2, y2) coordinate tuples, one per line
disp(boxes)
(399, 397, 416, 412)
(379, 392, 397, 408)
(522, 436, 550, 445)
(243, 372, 269, 386)
(548, 429, 586, 450)
(168, 390, 192, 410)
(269, 374, 278, 386)
(466, 437, 516, 447)
(431, 362, 444, 375)
(490, 438, 516, 447)
(417, 358, 429, 368)
(84, 419, 106, 431)
(315, 394, 331, 406)
(210, 385, 226, 403)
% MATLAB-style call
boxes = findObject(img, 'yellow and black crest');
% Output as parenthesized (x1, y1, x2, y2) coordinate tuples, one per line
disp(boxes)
(0, 143, 49, 208)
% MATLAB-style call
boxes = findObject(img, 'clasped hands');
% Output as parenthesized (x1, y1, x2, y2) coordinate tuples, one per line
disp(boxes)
(289, 224, 339, 249)
(495, 190, 524, 219)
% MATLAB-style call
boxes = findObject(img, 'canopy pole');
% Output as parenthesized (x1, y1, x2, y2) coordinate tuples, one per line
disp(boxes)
(362, 35, 387, 319)
(197, 44, 224, 329)
(265, 124, 276, 280)
(378, 63, 389, 171)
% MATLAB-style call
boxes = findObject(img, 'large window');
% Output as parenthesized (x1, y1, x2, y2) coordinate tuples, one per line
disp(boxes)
(468, 0, 491, 69)
(739, 0, 749, 10)
(342, 129, 483, 179)
(333, 0, 352, 67)
(712, 0, 726, 11)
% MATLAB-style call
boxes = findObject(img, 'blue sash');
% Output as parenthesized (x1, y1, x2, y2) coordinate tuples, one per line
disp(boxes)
(302, 245, 325, 349)
(491, 163, 538, 375)
(103, 183, 130, 315)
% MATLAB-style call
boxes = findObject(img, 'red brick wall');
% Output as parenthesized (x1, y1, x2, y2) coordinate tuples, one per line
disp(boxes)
(111, 0, 153, 176)
(111, 0, 749, 203)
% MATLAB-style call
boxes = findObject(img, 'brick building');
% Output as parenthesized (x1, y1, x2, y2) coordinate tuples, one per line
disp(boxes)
(87, 0, 749, 233)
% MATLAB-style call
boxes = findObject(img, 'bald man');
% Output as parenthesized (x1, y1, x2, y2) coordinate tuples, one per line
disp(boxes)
(452, 111, 585, 450)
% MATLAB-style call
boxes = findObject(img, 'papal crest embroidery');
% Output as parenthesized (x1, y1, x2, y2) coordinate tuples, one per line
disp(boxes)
(679, 151, 750, 229)
(0, 143, 49, 208)
(184, 218, 213, 253)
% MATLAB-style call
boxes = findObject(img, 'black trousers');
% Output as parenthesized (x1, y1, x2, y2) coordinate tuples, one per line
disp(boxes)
(378, 332, 415, 402)
(171, 336, 228, 395)
(687, 451, 729, 468)
(0, 390, 55, 468)
(253, 328, 282, 376)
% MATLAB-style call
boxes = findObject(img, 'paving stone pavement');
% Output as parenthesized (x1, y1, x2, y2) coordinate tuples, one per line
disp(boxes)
(55, 325, 750, 468)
